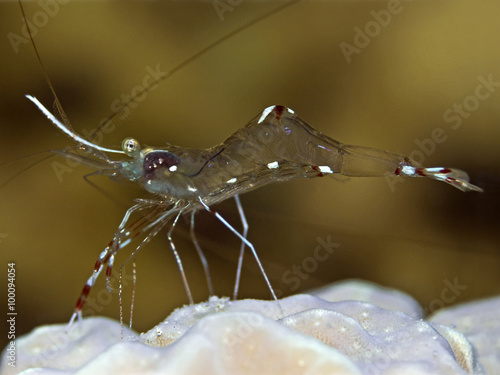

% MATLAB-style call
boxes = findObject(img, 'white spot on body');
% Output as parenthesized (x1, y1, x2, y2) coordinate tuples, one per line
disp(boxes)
(258, 105, 276, 124)
(401, 165, 416, 176)
(267, 161, 279, 169)
(425, 167, 444, 173)
(318, 166, 333, 174)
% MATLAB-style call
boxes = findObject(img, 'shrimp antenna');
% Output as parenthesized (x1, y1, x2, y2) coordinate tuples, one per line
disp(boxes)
(0, 152, 54, 188)
(90, 0, 303, 141)
(18, 0, 73, 134)
(26, 95, 125, 154)
(19, 1, 124, 155)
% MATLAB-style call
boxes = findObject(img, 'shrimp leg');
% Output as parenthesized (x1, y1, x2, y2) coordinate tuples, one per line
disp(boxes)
(66, 203, 152, 331)
(233, 195, 248, 300)
(198, 197, 281, 309)
(118, 216, 172, 334)
(115, 203, 194, 333)
(166, 208, 194, 305)
(190, 211, 214, 296)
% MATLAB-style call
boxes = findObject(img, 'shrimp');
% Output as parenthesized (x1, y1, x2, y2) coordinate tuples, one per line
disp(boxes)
(27, 95, 483, 330)
(17, 0, 483, 334)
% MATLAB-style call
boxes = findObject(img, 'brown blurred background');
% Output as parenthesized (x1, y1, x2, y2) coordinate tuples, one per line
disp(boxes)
(1, 0, 499, 350)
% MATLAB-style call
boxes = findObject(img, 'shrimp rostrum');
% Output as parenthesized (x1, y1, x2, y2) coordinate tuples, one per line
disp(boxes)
(27, 97, 483, 329)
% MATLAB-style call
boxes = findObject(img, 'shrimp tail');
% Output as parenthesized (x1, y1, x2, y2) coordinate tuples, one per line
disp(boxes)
(396, 165, 483, 192)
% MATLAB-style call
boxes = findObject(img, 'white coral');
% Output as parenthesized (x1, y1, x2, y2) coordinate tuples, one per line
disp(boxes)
(1, 280, 498, 374)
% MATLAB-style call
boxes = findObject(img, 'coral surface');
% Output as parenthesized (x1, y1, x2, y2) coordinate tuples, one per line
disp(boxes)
(2, 280, 499, 374)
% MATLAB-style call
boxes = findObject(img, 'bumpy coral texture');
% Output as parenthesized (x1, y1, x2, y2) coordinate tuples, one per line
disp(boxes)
(2, 280, 499, 374)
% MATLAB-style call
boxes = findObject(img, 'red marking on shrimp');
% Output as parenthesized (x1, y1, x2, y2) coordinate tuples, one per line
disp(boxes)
(394, 167, 401, 176)
(76, 284, 91, 310)
(440, 168, 452, 174)
(415, 168, 427, 177)
(128, 218, 146, 231)
(274, 105, 285, 120)
(312, 165, 324, 177)
(93, 260, 102, 272)
(106, 266, 113, 277)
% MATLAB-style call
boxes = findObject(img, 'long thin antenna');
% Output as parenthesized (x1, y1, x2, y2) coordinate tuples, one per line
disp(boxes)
(91, 0, 303, 140)
(18, 0, 74, 133)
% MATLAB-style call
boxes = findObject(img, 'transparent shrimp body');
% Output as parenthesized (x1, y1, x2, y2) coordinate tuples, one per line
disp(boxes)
(27, 97, 482, 331)
(123, 104, 483, 206)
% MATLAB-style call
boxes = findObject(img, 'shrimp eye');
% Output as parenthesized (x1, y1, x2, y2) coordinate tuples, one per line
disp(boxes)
(122, 138, 141, 156)
(143, 151, 180, 181)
